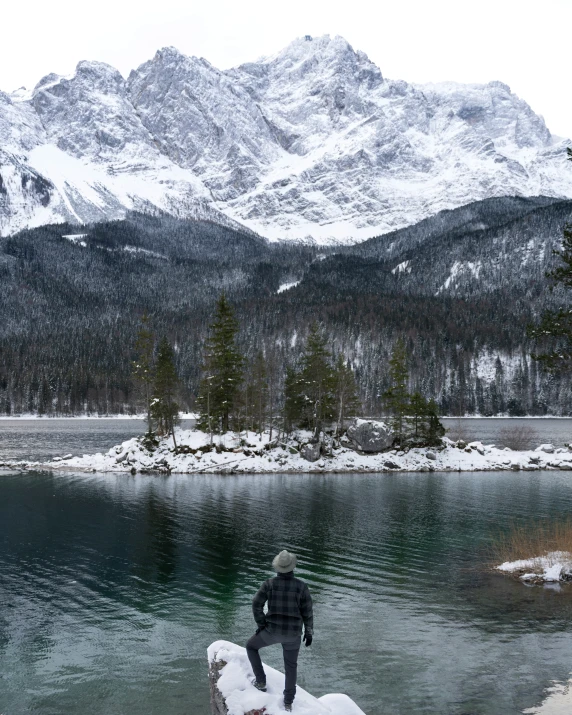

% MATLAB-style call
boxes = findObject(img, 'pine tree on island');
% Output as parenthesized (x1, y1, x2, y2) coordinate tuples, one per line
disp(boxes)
(383, 339, 410, 447)
(333, 354, 361, 437)
(384, 339, 445, 447)
(245, 351, 269, 436)
(264, 347, 280, 442)
(409, 392, 445, 446)
(283, 366, 305, 434)
(151, 337, 180, 448)
(196, 294, 244, 434)
(283, 324, 336, 440)
(132, 313, 155, 435)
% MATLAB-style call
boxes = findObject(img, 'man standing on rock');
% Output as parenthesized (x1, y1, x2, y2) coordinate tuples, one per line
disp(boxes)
(246, 550, 314, 712)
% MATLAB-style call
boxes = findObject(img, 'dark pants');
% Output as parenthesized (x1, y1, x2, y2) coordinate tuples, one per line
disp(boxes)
(246, 629, 301, 704)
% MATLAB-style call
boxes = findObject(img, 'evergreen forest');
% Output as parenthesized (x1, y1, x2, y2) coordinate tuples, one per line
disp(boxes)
(1, 195, 572, 416)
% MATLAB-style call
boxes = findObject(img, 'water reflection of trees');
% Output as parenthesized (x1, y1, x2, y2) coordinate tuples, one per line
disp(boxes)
(194, 486, 253, 632)
(188, 476, 361, 630)
(129, 484, 179, 604)
(382, 475, 448, 565)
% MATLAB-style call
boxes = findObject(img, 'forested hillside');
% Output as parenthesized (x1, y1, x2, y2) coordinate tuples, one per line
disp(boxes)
(1, 196, 572, 416)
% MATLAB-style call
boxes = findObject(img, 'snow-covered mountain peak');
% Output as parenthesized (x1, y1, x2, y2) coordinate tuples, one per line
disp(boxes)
(9, 86, 32, 103)
(262, 34, 363, 66)
(419, 80, 551, 152)
(72, 60, 125, 89)
(29, 60, 153, 163)
(1, 36, 571, 241)
(32, 61, 125, 100)
(127, 47, 283, 198)
(242, 34, 383, 96)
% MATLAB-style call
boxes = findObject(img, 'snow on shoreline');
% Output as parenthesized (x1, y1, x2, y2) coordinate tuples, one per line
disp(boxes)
(497, 552, 572, 583)
(208, 640, 365, 715)
(3, 427, 572, 475)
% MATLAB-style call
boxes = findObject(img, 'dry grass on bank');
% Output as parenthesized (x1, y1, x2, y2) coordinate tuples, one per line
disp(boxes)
(491, 520, 572, 566)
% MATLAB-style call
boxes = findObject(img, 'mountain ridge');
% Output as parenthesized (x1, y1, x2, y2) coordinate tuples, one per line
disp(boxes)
(1, 34, 571, 241)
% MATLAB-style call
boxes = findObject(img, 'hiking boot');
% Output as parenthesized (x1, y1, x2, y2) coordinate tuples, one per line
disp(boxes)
(284, 701, 293, 712)
(251, 679, 267, 692)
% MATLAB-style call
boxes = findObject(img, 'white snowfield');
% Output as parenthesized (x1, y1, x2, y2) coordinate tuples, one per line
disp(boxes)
(1, 34, 572, 241)
(208, 641, 365, 715)
(497, 552, 572, 583)
(4, 428, 572, 475)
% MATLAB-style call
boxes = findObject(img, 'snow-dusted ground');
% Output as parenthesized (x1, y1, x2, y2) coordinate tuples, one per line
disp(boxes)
(208, 641, 365, 715)
(497, 552, 572, 583)
(4, 427, 572, 475)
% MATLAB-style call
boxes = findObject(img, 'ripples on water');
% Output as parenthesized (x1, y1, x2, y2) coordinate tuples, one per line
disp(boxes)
(2, 471, 572, 714)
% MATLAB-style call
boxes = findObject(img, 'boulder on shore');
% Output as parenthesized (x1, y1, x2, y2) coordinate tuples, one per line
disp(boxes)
(347, 420, 393, 453)
(301, 442, 321, 462)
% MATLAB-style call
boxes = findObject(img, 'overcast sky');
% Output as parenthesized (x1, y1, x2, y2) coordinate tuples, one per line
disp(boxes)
(2, 0, 570, 136)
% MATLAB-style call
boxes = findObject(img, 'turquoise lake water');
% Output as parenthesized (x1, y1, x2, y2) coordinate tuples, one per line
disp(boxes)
(2, 467, 572, 714)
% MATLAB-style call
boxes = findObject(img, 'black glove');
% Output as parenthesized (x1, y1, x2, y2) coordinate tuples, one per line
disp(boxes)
(303, 632, 313, 647)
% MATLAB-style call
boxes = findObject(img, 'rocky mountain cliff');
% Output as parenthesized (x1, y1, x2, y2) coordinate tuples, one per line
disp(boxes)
(1, 35, 570, 241)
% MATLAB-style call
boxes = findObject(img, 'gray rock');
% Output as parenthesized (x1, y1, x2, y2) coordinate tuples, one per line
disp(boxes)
(384, 460, 400, 469)
(209, 657, 229, 715)
(347, 420, 393, 453)
(425, 451, 437, 460)
(301, 443, 321, 462)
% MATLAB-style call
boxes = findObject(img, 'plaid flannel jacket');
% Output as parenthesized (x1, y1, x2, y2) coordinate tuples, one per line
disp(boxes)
(252, 572, 314, 638)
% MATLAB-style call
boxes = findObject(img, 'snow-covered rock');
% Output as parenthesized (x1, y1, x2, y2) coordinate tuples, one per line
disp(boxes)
(536, 444, 555, 453)
(497, 552, 572, 583)
(208, 640, 365, 715)
(346, 419, 393, 452)
(300, 442, 321, 462)
(1, 34, 571, 240)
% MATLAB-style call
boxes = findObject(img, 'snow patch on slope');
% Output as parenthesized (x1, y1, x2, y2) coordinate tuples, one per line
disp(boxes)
(392, 260, 411, 275)
(277, 280, 300, 293)
(436, 260, 482, 294)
